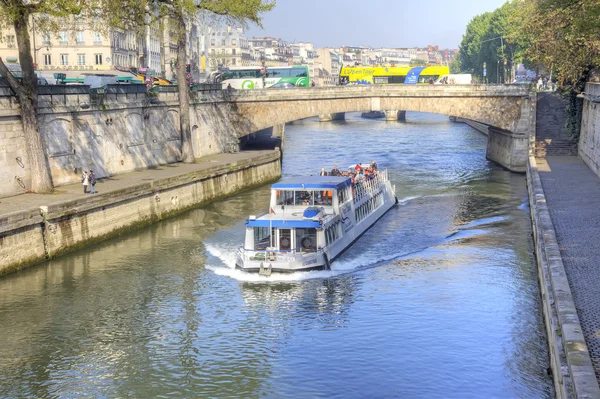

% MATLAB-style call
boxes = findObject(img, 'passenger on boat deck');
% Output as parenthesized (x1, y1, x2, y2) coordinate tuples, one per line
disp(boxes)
(319, 168, 327, 176)
(355, 163, 363, 172)
(330, 165, 341, 176)
(371, 160, 378, 170)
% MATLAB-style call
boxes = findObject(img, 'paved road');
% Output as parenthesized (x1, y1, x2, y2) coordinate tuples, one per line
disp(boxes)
(0, 150, 276, 216)
(537, 156, 600, 380)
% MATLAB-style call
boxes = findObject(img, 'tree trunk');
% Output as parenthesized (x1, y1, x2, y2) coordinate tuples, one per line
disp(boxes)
(176, 11, 194, 163)
(10, 13, 54, 193)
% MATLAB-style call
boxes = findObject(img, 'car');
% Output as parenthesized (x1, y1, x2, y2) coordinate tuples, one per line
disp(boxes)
(270, 82, 295, 89)
(37, 77, 49, 85)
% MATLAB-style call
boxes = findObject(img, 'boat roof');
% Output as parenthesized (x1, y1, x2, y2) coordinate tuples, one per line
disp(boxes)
(246, 219, 321, 228)
(272, 176, 351, 190)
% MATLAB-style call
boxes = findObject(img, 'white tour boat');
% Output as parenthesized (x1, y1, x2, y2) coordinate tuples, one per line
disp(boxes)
(236, 170, 397, 275)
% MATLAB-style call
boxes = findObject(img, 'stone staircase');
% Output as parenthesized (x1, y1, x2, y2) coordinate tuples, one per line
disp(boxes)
(535, 92, 579, 157)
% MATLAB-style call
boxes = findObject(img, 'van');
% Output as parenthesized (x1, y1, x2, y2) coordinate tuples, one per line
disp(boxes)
(435, 74, 472, 85)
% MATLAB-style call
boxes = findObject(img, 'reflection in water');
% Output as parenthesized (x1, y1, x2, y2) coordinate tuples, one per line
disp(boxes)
(0, 112, 552, 398)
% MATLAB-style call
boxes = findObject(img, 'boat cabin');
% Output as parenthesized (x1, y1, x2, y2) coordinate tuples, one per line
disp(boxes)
(244, 176, 353, 254)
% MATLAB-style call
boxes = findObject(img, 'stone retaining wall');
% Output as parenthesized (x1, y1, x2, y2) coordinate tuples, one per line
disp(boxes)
(579, 83, 600, 177)
(527, 153, 600, 398)
(0, 150, 281, 276)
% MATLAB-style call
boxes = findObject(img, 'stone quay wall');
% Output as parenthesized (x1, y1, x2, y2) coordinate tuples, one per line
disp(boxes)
(0, 90, 241, 199)
(578, 83, 600, 177)
(0, 150, 281, 276)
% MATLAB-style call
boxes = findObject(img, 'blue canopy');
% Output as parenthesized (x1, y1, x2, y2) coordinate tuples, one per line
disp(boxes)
(246, 219, 322, 228)
(272, 176, 351, 190)
(404, 66, 426, 84)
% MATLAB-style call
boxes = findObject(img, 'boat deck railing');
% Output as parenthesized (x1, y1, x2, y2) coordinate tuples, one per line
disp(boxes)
(353, 169, 388, 202)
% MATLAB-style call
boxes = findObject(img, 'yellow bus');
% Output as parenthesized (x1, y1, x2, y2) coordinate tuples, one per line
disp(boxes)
(340, 65, 449, 85)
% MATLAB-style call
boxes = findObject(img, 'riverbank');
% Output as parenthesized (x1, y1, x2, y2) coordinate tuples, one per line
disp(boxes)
(527, 154, 600, 398)
(0, 149, 281, 277)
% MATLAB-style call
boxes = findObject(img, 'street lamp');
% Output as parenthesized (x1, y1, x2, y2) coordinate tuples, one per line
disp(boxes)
(483, 62, 487, 84)
(497, 60, 499, 84)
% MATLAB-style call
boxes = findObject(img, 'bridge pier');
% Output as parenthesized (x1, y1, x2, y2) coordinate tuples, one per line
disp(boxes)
(486, 128, 529, 173)
(272, 124, 286, 151)
(384, 110, 406, 121)
(319, 112, 345, 122)
(485, 95, 536, 173)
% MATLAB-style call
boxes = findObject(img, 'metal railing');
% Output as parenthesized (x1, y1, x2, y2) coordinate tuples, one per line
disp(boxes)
(353, 170, 388, 202)
(38, 85, 90, 95)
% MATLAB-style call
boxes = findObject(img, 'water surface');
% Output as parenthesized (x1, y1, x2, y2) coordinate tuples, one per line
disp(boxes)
(0, 112, 552, 398)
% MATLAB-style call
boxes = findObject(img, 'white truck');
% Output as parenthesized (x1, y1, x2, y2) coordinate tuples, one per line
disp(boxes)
(435, 74, 472, 85)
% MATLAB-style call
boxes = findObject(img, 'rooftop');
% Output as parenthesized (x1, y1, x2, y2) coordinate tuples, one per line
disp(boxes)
(272, 176, 351, 190)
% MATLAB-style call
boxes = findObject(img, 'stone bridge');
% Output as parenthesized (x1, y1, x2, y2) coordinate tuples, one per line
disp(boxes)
(0, 84, 535, 198)
(198, 85, 535, 172)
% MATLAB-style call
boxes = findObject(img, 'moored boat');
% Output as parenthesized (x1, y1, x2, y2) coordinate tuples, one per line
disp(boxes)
(236, 169, 397, 275)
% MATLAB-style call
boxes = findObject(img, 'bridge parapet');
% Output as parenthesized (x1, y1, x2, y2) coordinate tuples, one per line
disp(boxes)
(190, 84, 535, 173)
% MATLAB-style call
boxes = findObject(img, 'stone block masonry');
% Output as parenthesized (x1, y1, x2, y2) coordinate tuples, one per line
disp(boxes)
(579, 83, 600, 177)
(0, 150, 281, 276)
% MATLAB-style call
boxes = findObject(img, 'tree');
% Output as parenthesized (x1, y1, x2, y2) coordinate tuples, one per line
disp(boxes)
(0, 1, 83, 193)
(458, 2, 517, 83)
(0, 0, 140, 193)
(125, 0, 275, 163)
(508, 0, 600, 85)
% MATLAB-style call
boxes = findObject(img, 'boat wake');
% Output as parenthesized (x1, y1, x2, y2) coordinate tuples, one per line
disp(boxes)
(203, 203, 511, 283)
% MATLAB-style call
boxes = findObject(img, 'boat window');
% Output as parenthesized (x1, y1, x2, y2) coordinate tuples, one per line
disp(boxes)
(295, 191, 314, 206)
(254, 227, 274, 250)
(279, 229, 291, 251)
(276, 190, 294, 205)
(297, 228, 317, 252)
(314, 190, 332, 206)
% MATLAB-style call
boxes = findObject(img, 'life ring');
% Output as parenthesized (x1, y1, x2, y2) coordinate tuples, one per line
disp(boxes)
(301, 237, 313, 250)
(281, 237, 290, 248)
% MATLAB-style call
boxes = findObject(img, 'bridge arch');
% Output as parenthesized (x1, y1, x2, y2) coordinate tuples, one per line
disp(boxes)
(192, 86, 535, 172)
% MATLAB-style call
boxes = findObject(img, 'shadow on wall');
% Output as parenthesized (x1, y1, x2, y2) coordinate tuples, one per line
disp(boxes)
(41, 106, 183, 186)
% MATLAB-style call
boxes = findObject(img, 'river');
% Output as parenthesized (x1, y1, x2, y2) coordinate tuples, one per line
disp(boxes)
(0, 112, 552, 398)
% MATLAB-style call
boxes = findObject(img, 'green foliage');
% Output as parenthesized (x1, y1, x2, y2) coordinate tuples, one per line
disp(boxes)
(458, 2, 516, 83)
(449, 57, 462, 74)
(508, 0, 600, 85)
(458, 0, 599, 87)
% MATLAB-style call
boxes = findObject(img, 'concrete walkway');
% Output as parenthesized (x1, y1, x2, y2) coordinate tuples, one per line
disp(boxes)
(537, 156, 600, 381)
(0, 150, 276, 216)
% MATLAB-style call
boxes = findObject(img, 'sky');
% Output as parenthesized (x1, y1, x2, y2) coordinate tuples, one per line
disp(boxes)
(246, 0, 507, 49)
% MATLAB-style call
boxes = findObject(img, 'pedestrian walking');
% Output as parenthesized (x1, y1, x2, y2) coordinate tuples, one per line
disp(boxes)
(81, 170, 89, 194)
(89, 170, 97, 194)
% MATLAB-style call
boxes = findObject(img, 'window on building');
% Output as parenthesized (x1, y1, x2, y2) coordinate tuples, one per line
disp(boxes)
(95, 53, 102, 65)
(232, 39, 236, 46)
(60, 54, 68, 65)
(76, 31, 84, 44)
(210, 39, 215, 46)
(44, 54, 51, 65)
(221, 39, 225, 46)
(77, 54, 85, 65)
(93, 31, 102, 44)
(232, 49, 236, 55)
(232, 58, 236, 65)
(6, 35, 15, 48)
(59, 31, 68, 44)
(42, 34, 51, 45)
